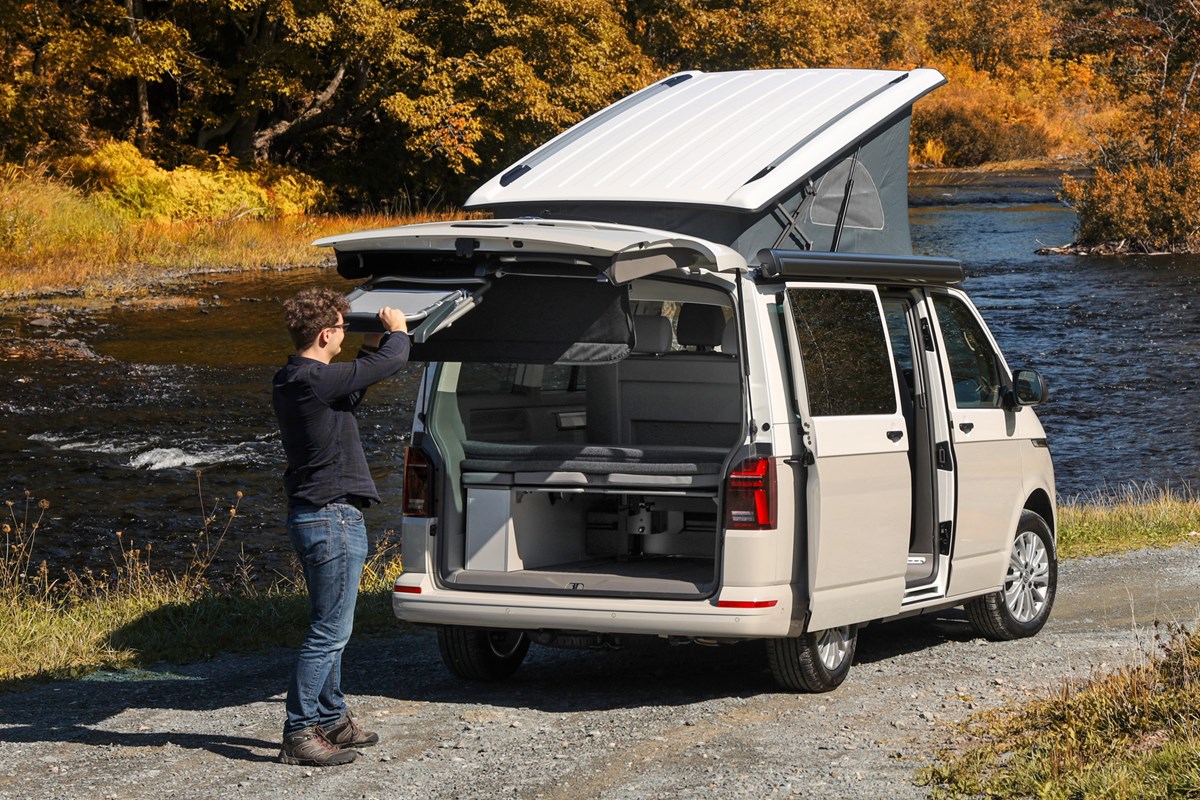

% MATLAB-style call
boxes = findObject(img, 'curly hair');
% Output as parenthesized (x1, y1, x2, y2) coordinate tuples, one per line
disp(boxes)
(282, 287, 350, 349)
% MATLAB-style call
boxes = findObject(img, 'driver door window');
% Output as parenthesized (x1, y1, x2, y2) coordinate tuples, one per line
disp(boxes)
(931, 294, 1003, 409)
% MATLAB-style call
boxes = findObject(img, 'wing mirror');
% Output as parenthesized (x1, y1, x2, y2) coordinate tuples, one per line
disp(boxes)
(1005, 368, 1049, 409)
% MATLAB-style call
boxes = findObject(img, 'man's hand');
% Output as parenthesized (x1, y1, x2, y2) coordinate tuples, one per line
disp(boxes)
(378, 306, 408, 334)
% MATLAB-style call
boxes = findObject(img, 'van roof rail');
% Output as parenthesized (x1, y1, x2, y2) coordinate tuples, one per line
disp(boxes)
(756, 249, 964, 285)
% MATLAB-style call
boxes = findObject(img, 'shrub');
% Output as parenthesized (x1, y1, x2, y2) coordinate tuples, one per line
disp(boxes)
(912, 91, 1055, 167)
(1061, 155, 1200, 251)
(55, 142, 330, 222)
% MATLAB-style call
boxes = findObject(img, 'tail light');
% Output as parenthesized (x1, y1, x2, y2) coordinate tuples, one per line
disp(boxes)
(401, 446, 433, 517)
(724, 457, 777, 530)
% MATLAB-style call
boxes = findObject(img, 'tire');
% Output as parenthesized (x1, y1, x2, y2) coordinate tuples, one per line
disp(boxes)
(766, 624, 857, 692)
(436, 626, 530, 681)
(965, 510, 1057, 641)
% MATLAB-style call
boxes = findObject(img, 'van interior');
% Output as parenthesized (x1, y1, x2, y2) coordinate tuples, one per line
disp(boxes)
(424, 278, 742, 599)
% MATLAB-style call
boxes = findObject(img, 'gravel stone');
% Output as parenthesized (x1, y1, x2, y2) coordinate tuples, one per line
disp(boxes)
(0, 545, 1198, 799)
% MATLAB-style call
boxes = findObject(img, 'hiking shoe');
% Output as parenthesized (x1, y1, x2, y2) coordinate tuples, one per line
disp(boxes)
(321, 710, 380, 749)
(279, 725, 357, 766)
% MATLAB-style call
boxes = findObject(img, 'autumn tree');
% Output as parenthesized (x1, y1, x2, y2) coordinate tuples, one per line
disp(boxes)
(0, 0, 192, 160)
(625, 0, 883, 72)
(1059, 1, 1200, 250)
(925, 0, 1055, 72)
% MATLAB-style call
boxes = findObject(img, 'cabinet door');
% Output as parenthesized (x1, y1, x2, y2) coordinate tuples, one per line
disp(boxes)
(929, 291, 1023, 594)
(785, 285, 911, 630)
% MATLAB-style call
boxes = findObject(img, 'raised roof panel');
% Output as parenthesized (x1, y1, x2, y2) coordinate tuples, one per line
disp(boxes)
(466, 69, 945, 214)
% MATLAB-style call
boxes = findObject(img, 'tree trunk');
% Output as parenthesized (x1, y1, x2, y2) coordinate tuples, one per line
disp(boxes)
(126, 0, 151, 148)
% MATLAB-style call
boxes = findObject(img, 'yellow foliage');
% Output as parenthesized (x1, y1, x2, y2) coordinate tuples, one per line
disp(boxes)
(910, 137, 947, 167)
(1062, 154, 1200, 251)
(912, 63, 1058, 166)
(55, 142, 329, 222)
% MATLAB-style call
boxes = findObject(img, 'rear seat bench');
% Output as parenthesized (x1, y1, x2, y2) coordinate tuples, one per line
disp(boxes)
(586, 309, 743, 449)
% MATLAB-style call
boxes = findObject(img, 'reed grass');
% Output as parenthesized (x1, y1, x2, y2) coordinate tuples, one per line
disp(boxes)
(1057, 482, 1200, 558)
(0, 165, 460, 298)
(920, 623, 1200, 799)
(0, 478, 404, 690)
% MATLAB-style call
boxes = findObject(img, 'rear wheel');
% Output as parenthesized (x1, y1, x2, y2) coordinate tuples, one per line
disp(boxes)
(766, 624, 857, 692)
(436, 626, 530, 681)
(965, 510, 1056, 640)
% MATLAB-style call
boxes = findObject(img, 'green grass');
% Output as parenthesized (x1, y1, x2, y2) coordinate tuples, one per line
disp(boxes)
(6, 477, 1200, 796)
(920, 482, 1200, 798)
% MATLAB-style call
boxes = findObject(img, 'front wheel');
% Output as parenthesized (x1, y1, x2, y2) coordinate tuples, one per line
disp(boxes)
(965, 510, 1057, 640)
(436, 626, 530, 681)
(766, 624, 857, 692)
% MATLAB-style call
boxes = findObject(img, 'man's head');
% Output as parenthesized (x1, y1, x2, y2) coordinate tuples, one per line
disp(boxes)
(283, 287, 351, 351)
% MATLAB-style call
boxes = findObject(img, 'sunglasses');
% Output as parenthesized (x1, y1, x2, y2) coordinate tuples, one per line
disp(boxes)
(326, 322, 350, 330)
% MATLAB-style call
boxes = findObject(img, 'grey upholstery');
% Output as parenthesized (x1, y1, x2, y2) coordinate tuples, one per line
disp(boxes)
(633, 315, 672, 354)
(720, 319, 739, 355)
(586, 311, 744, 448)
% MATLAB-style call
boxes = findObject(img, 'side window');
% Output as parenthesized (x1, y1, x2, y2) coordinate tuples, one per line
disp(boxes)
(788, 287, 895, 417)
(455, 363, 518, 395)
(931, 294, 1004, 409)
(454, 362, 585, 395)
(541, 364, 585, 392)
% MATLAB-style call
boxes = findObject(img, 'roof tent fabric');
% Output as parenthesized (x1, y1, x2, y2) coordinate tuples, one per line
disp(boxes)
(809, 159, 884, 230)
(408, 274, 633, 365)
(795, 113, 912, 254)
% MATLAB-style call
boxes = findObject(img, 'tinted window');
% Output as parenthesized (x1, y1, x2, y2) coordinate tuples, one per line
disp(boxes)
(932, 294, 1004, 408)
(542, 364, 584, 392)
(454, 363, 584, 395)
(788, 288, 895, 416)
(456, 363, 518, 395)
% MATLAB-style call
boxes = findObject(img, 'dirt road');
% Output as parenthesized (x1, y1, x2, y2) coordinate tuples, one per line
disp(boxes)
(1, 544, 1197, 800)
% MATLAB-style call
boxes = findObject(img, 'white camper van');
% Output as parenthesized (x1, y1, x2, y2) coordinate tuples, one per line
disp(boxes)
(319, 68, 1056, 692)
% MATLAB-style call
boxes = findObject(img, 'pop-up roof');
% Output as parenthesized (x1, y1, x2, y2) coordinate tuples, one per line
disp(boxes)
(466, 68, 945, 258)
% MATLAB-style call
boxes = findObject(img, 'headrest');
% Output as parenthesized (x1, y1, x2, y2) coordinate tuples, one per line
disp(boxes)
(632, 315, 672, 354)
(720, 319, 739, 355)
(676, 304, 726, 349)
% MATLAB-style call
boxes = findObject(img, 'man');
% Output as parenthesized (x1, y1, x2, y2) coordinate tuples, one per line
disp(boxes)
(272, 286, 409, 767)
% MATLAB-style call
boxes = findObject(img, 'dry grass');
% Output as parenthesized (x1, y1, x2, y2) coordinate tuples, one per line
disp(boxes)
(921, 623, 1200, 799)
(0, 165, 461, 298)
(0, 480, 404, 689)
(1058, 483, 1200, 558)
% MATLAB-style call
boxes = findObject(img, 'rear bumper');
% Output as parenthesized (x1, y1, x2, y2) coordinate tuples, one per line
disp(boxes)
(392, 575, 793, 638)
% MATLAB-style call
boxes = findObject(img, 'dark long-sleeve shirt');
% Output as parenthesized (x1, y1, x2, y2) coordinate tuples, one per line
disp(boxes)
(272, 332, 411, 508)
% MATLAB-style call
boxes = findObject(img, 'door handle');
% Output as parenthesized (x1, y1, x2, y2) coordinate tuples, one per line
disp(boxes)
(959, 422, 975, 434)
(887, 430, 904, 442)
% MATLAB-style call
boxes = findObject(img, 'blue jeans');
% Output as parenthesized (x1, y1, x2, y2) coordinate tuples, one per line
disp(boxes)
(284, 502, 368, 735)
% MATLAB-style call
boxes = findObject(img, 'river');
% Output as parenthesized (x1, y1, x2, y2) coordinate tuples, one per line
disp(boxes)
(1, 188, 1197, 578)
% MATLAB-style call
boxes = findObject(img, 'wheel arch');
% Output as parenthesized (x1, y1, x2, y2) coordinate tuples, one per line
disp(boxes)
(1023, 489, 1056, 540)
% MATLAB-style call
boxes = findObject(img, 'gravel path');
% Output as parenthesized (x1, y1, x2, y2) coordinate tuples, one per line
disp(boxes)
(2, 544, 1198, 800)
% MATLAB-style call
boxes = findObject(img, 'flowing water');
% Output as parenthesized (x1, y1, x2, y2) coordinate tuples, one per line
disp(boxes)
(1, 190, 1198, 577)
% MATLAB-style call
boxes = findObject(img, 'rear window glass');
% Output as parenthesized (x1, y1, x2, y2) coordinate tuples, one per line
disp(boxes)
(456, 363, 519, 395)
(453, 363, 584, 395)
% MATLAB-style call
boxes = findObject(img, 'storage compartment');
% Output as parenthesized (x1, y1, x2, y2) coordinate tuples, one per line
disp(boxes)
(465, 487, 587, 571)
(455, 485, 720, 596)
